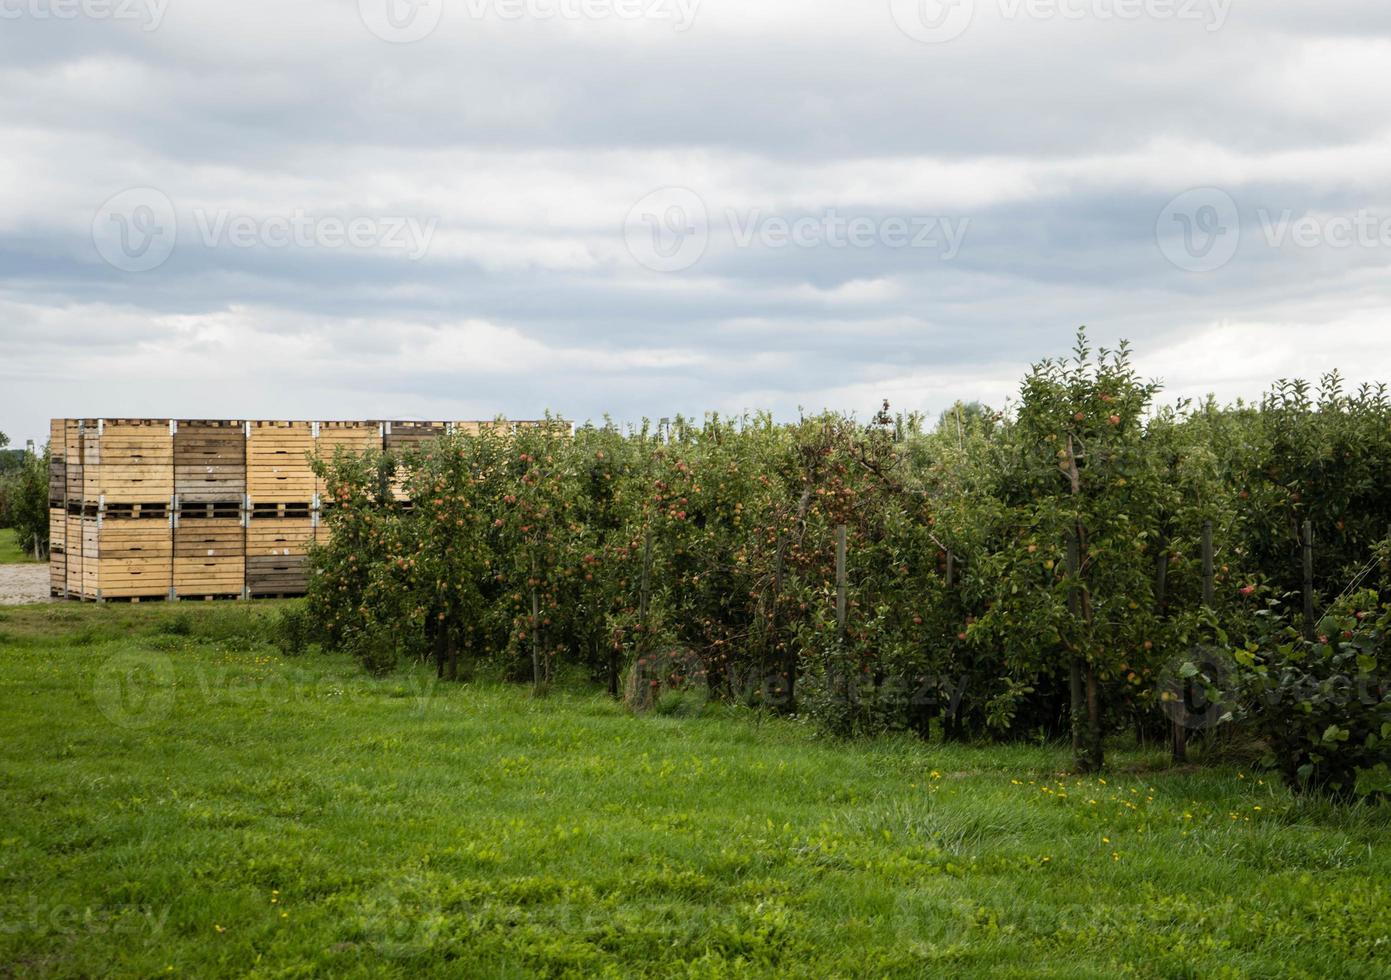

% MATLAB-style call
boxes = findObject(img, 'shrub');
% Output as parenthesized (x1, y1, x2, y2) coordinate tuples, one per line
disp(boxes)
(1234, 589, 1391, 797)
(273, 604, 315, 657)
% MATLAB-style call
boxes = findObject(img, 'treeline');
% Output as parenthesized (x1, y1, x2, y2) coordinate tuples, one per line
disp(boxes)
(0, 430, 47, 558)
(301, 333, 1391, 796)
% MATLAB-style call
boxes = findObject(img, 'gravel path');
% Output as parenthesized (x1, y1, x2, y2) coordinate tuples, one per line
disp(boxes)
(0, 563, 51, 605)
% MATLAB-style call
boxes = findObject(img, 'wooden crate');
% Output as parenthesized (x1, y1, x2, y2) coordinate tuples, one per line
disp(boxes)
(85, 516, 173, 559)
(174, 420, 245, 504)
(174, 510, 245, 597)
(81, 516, 172, 599)
(48, 419, 66, 506)
(173, 557, 245, 598)
(48, 454, 65, 506)
(384, 421, 448, 501)
(452, 419, 547, 436)
(49, 506, 66, 596)
(82, 419, 174, 505)
(65, 513, 83, 595)
(247, 517, 314, 557)
(174, 515, 244, 558)
(247, 556, 308, 596)
(384, 420, 448, 451)
(314, 421, 382, 497)
(64, 420, 86, 504)
(247, 421, 315, 504)
(247, 512, 314, 596)
(49, 508, 66, 553)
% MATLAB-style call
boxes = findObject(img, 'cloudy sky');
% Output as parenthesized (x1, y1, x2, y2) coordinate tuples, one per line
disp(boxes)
(2, 0, 1391, 445)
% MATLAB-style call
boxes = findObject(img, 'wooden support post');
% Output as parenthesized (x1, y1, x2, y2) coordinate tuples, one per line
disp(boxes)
(639, 527, 652, 633)
(1153, 535, 1169, 618)
(775, 534, 794, 711)
(1302, 520, 1316, 642)
(835, 524, 847, 635)
(1066, 531, 1084, 757)
(1201, 520, 1214, 609)
(531, 585, 542, 690)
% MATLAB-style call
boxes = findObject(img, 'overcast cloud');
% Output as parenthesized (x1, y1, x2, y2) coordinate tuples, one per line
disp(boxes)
(2, 0, 1390, 444)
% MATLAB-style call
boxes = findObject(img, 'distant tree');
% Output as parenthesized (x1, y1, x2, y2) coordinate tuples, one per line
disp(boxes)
(0, 447, 48, 558)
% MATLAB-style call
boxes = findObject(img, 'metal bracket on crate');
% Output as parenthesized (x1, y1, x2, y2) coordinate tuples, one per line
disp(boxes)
(311, 421, 321, 439)
(97, 418, 105, 435)
(243, 421, 251, 438)
(169, 419, 177, 436)
(383, 421, 392, 437)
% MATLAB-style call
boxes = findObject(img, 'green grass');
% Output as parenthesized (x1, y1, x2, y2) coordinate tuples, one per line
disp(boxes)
(1, 603, 1389, 978)
(0, 527, 37, 563)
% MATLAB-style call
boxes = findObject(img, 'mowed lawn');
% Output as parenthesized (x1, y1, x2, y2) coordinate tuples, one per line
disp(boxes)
(1, 604, 1389, 978)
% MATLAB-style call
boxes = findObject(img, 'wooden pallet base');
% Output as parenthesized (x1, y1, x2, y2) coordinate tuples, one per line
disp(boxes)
(83, 594, 171, 604)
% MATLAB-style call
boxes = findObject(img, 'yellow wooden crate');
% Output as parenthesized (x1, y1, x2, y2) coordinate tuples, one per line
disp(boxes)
(247, 518, 314, 557)
(82, 419, 175, 504)
(247, 421, 315, 502)
(174, 556, 245, 597)
(82, 557, 172, 599)
(314, 421, 382, 497)
(65, 514, 84, 594)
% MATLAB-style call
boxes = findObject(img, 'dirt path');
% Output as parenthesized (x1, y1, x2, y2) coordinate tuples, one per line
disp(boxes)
(0, 563, 51, 605)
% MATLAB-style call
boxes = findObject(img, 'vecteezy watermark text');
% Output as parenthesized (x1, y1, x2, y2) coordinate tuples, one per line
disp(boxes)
(0, 895, 170, 937)
(624, 187, 970, 273)
(890, 0, 1232, 44)
(1156, 187, 1391, 273)
(91, 188, 437, 272)
(0, 0, 168, 30)
(358, 0, 698, 43)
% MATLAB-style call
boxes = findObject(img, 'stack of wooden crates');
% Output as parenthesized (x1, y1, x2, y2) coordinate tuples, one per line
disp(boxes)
(47, 419, 536, 601)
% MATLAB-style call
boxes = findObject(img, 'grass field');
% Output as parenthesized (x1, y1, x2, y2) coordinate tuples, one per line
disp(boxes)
(1, 602, 1389, 978)
(0, 527, 37, 563)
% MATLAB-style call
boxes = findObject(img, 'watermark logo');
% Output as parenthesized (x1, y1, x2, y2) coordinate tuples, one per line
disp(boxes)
(93, 651, 175, 730)
(92, 187, 178, 273)
(358, 0, 444, 43)
(1158, 644, 1235, 730)
(92, 647, 440, 727)
(624, 187, 709, 273)
(0, 0, 169, 30)
(1156, 186, 1241, 273)
(890, 0, 976, 44)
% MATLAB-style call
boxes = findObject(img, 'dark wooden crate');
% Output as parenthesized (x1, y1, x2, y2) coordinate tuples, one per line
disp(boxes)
(247, 555, 308, 595)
